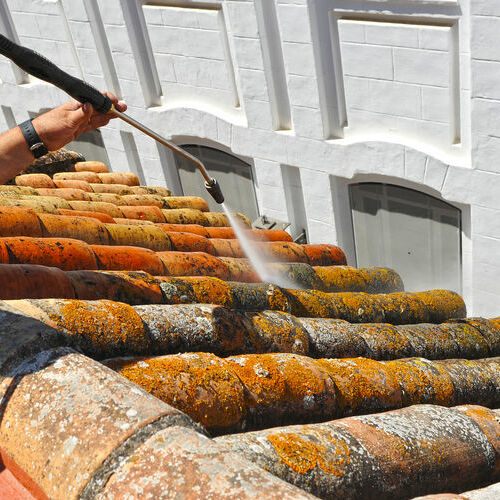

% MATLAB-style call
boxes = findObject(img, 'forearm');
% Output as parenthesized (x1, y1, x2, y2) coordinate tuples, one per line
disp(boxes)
(0, 93, 125, 185)
(0, 125, 37, 184)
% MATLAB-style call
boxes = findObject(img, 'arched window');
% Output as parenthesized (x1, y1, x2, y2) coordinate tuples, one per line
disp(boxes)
(349, 183, 462, 293)
(174, 145, 259, 221)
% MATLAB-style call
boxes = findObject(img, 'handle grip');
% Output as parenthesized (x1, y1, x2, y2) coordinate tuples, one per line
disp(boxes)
(0, 34, 112, 114)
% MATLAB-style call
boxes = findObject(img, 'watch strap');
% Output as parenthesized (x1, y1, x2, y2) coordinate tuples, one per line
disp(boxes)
(19, 119, 48, 159)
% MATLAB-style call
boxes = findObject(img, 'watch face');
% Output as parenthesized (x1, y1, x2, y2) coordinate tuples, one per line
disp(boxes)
(32, 144, 48, 158)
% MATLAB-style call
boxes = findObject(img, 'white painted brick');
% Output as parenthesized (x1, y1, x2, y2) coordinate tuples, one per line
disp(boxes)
(304, 219, 338, 245)
(35, 13, 68, 42)
(472, 262, 500, 297)
(111, 51, 139, 81)
(77, 48, 102, 76)
(255, 184, 288, 212)
(152, 5, 199, 28)
(472, 60, 500, 100)
(253, 159, 284, 187)
(7, 0, 59, 15)
(341, 43, 394, 80)
(171, 57, 215, 88)
(472, 0, 500, 16)
(364, 22, 419, 48)
(345, 107, 396, 135)
(472, 98, 500, 137)
(346, 142, 405, 179)
(393, 47, 450, 87)
(404, 148, 427, 183)
(343, 76, 369, 106)
(471, 170, 500, 209)
(216, 118, 232, 147)
(472, 135, 500, 175)
(244, 100, 273, 130)
(196, 9, 220, 31)
(424, 158, 448, 191)
(239, 68, 269, 101)
(471, 288, 500, 318)
(472, 206, 500, 239)
(62, 0, 88, 22)
(10, 11, 41, 37)
(338, 20, 365, 43)
(287, 74, 319, 108)
(119, 78, 148, 108)
(147, 25, 224, 60)
(154, 53, 176, 83)
(473, 235, 500, 268)
(396, 116, 450, 147)
(418, 26, 450, 51)
(225, 2, 259, 38)
(282, 42, 316, 77)
(286, 136, 344, 173)
(231, 127, 287, 164)
(471, 16, 500, 62)
(292, 106, 323, 139)
(277, 4, 311, 43)
(421, 86, 450, 123)
(211, 62, 234, 91)
(351, 78, 421, 119)
(277, 0, 307, 5)
(68, 21, 95, 49)
(299, 169, 334, 224)
(441, 166, 473, 205)
(97, 0, 125, 25)
(105, 25, 132, 54)
(233, 37, 264, 70)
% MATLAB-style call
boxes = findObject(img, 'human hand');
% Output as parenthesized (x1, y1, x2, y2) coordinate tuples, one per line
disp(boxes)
(32, 91, 127, 151)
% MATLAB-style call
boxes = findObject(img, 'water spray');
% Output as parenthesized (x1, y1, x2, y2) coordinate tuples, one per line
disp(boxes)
(0, 34, 225, 205)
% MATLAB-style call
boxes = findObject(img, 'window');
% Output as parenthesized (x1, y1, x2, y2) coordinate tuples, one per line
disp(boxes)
(174, 145, 259, 221)
(349, 183, 462, 293)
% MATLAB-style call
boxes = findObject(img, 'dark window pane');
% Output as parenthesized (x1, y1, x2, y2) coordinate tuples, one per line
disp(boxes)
(176, 145, 259, 221)
(350, 183, 462, 293)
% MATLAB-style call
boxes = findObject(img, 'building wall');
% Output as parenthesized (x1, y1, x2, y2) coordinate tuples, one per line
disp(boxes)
(0, 0, 498, 316)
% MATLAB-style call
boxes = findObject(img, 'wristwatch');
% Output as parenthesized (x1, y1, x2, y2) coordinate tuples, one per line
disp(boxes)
(19, 119, 49, 159)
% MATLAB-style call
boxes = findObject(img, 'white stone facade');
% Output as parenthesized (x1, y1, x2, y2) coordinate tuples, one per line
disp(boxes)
(0, 0, 498, 316)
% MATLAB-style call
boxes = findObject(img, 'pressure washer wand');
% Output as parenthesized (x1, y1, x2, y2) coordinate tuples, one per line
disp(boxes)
(0, 34, 224, 204)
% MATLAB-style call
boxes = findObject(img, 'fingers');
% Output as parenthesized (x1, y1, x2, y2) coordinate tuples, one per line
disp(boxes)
(101, 90, 127, 113)
(114, 100, 127, 112)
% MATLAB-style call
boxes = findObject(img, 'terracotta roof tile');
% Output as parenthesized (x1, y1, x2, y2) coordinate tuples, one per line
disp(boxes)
(15, 173, 55, 189)
(54, 171, 102, 184)
(53, 179, 92, 191)
(215, 405, 498, 499)
(1, 159, 499, 498)
(97, 172, 140, 186)
(0, 348, 196, 499)
(74, 161, 109, 174)
(96, 425, 313, 499)
(104, 354, 500, 433)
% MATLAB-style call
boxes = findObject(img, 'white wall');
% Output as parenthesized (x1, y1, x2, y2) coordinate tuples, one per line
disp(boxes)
(0, 0, 498, 316)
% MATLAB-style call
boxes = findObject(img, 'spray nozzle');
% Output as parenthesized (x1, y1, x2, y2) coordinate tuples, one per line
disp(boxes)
(205, 178, 224, 204)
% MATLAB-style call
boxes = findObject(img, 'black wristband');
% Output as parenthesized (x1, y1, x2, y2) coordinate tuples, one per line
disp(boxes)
(19, 119, 48, 159)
